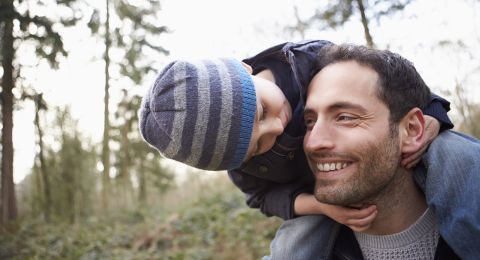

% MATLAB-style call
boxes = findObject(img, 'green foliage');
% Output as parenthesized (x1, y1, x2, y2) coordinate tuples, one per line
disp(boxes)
(1, 0, 83, 224)
(2, 0, 83, 69)
(88, 0, 169, 85)
(288, 0, 413, 46)
(0, 217, 149, 259)
(22, 107, 98, 223)
(444, 82, 480, 139)
(3, 176, 281, 259)
(436, 39, 480, 138)
(87, 9, 100, 34)
(150, 191, 279, 259)
(458, 104, 480, 138)
(111, 90, 174, 207)
(17, 93, 175, 224)
(318, 0, 354, 28)
(307, 0, 412, 29)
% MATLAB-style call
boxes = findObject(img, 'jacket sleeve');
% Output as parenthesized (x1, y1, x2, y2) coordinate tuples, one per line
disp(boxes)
(423, 93, 454, 131)
(228, 168, 314, 220)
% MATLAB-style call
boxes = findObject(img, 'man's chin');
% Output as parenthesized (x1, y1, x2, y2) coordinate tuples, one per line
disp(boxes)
(314, 185, 361, 206)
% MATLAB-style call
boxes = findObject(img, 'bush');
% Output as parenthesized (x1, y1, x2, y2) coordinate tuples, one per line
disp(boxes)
(0, 175, 281, 259)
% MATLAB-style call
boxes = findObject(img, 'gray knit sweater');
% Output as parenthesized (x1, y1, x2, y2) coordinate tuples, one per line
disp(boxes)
(354, 208, 439, 260)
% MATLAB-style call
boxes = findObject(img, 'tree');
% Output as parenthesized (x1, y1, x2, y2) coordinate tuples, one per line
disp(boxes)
(435, 39, 480, 138)
(446, 81, 480, 139)
(37, 107, 97, 223)
(21, 91, 51, 222)
(102, 0, 112, 213)
(111, 90, 173, 209)
(112, 90, 135, 207)
(87, 0, 169, 212)
(0, 0, 80, 225)
(1, 0, 17, 224)
(9, 105, 98, 224)
(288, 0, 413, 47)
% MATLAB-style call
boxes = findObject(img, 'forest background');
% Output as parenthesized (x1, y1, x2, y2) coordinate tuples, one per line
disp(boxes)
(0, 0, 479, 259)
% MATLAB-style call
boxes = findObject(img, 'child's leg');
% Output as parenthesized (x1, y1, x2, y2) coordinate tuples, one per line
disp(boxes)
(263, 215, 339, 260)
(418, 130, 480, 259)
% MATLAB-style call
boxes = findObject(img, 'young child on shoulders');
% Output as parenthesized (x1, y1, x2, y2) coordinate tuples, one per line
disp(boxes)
(140, 40, 480, 259)
(139, 55, 377, 231)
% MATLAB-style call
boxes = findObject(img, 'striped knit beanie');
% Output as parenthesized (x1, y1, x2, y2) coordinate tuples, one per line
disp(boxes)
(139, 58, 257, 170)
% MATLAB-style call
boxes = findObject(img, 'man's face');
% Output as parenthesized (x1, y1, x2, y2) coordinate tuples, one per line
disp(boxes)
(303, 61, 402, 206)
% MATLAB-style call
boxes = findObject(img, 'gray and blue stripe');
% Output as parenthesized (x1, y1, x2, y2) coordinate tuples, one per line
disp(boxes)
(140, 58, 257, 171)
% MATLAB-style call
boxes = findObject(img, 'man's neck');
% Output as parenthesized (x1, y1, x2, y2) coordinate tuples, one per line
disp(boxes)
(363, 169, 427, 235)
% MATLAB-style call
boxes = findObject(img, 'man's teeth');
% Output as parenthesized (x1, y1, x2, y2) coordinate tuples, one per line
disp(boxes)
(316, 162, 348, 172)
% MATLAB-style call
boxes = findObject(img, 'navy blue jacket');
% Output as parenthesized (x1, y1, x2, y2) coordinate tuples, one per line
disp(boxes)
(228, 40, 454, 220)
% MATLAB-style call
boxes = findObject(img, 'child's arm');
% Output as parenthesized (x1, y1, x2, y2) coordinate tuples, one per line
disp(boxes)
(228, 168, 313, 220)
(294, 193, 377, 232)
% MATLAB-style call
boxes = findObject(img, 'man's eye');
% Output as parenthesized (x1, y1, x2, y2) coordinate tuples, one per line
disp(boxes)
(304, 118, 316, 129)
(337, 114, 356, 121)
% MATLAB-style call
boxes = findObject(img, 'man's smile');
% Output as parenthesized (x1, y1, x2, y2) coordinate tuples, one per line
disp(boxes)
(315, 162, 351, 172)
(309, 156, 356, 181)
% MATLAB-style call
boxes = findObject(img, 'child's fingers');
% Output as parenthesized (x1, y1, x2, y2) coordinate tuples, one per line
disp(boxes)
(346, 209, 378, 228)
(406, 157, 421, 170)
(400, 152, 414, 167)
(401, 148, 424, 168)
(349, 223, 373, 232)
(325, 204, 377, 225)
(345, 204, 377, 219)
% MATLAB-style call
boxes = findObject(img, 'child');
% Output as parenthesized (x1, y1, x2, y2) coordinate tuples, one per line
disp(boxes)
(140, 40, 479, 259)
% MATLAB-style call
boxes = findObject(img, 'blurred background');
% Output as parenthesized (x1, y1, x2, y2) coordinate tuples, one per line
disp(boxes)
(0, 0, 479, 258)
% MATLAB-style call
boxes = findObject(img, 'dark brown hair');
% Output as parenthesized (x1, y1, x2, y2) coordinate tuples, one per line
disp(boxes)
(317, 44, 431, 124)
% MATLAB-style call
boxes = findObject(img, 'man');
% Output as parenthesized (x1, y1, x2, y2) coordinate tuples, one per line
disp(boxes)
(302, 44, 461, 259)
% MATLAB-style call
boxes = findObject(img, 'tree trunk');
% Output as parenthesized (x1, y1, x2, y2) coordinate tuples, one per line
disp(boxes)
(66, 162, 76, 224)
(34, 96, 51, 222)
(119, 117, 133, 207)
(138, 160, 146, 204)
(34, 157, 42, 214)
(355, 0, 375, 48)
(1, 0, 18, 225)
(58, 113, 76, 224)
(101, 0, 111, 212)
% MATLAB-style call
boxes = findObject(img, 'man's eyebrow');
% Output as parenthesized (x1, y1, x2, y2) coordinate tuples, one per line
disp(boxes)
(303, 101, 368, 116)
(329, 102, 368, 113)
(304, 107, 315, 116)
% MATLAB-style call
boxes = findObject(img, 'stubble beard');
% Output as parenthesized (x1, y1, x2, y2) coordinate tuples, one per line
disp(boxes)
(313, 130, 402, 207)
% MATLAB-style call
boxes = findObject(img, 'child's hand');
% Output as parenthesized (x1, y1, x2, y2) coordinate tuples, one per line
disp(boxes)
(401, 115, 440, 169)
(322, 203, 377, 232)
(294, 193, 377, 231)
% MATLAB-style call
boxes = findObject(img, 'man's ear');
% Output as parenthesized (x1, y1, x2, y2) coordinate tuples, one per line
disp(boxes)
(241, 62, 253, 74)
(400, 108, 426, 154)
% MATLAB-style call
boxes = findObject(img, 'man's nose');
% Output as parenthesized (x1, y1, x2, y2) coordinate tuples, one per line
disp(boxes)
(304, 121, 335, 152)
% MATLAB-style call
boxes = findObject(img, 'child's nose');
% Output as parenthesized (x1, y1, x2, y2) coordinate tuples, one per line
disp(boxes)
(271, 117, 284, 136)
